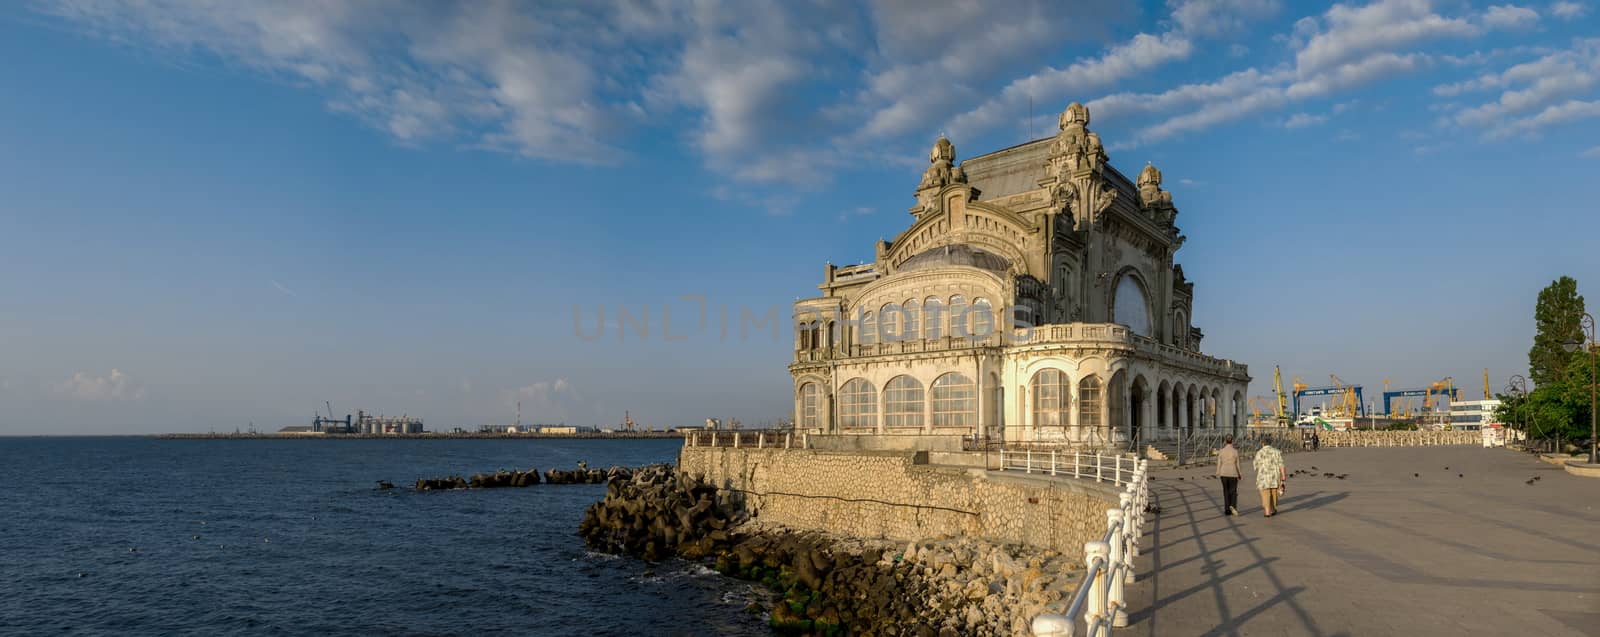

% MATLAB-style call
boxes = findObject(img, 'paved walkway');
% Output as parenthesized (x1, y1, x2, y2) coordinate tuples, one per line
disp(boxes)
(1127, 446, 1599, 637)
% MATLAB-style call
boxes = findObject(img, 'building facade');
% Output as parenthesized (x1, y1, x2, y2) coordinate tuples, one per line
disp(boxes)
(1448, 399, 1502, 430)
(790, 103, 1250, 449)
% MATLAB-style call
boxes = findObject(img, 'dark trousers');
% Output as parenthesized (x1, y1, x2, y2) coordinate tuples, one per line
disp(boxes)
(1220, 476, 1239, 513)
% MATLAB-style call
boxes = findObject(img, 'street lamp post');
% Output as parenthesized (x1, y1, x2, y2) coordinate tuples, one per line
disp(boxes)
(1564, 313, 1598, 464)
(1507, 375, 1527, 447)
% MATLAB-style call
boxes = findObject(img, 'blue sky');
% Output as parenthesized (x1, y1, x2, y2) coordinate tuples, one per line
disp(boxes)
(1, 0, 1597, 434)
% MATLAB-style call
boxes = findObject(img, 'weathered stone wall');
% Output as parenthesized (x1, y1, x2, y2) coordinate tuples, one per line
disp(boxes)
(678, 446, 1119, 558)
(1320, 430, 1479, 447)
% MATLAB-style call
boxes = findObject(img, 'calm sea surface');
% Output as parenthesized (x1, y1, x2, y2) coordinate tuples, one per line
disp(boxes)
(0, 437, 769, 636)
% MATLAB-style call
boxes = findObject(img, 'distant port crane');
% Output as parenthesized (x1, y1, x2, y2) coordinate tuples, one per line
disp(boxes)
(1292, 374, 1365, 419)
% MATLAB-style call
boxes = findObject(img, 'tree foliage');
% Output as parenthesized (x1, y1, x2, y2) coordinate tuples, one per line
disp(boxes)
(1528, 276, 1585, 388)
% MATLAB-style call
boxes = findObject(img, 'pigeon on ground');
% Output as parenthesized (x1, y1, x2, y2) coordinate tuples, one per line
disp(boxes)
(1533, 476, 1542, 481)
(1413, 473, 1420, 477)
(1311, 466, 1319, 471)
(1337, 474, 1348, 479)
(1444, 466, 1450, 470)
(1458, 474, 1463, 478)
(1525, 478, 1536, 485)
(1324, 472, 1335, 478)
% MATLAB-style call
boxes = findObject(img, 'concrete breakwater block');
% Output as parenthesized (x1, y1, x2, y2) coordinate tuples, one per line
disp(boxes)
(412, 465, 639, 490)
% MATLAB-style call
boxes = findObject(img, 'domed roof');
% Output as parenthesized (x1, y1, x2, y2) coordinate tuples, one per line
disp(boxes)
(898, 245, 1010, 274)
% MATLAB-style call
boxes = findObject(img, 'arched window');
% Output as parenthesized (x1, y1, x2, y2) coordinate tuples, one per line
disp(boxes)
(859, 310, 876, 345)
(901, 299, 921, 341)
(798, 382, 819, 430)
(1079, 375, 1103, 429)
(970, 298, 994, 338)
(883, 376, 924, 429)
(923, 296, 944, 339)
(948, 295, 968, 338)
(1113, 275, 1151, 337)
(931, 373, 976, 428)
(839, 379, 877, 430)
(878, 303, 902, 342)
(1031, 369, 1071, 428)
(1173, 311, 1188, 348)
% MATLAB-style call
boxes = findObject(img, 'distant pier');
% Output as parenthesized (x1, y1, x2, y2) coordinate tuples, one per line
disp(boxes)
(156, 431, 686, 440)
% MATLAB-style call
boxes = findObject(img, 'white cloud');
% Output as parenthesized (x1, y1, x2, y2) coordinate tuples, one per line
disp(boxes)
(1440, 39, 1600, 131)
(947, 31, 1194, 138)
(56, 369, 145, 401)
(844, 0, 1125, 143)
(1551, 2, 1588, 20)
(1491, 99, 1600, 138)
(1482, 5, 1541, 29)
(1581, 144, 1600, 157)
(270, 279, 296, 297)
(1294, 0, 1478, 76)
(503, 378, 589, 424)
(1287, 52, 1430, 99)
(1284, 112, 1330, 127)
(1169, 0, 1282, 36)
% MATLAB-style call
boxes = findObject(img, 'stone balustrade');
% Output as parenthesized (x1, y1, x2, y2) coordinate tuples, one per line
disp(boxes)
(1319, 430, 1480, 447)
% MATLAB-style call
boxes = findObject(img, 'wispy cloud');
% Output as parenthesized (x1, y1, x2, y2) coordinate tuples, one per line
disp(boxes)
(270, 279, 296, 297)
(1551, 2, 1588, 20)
(1581, 144, 1600, 157)
(1284, 112, 1330, 127)
(55, 369, 145, 401)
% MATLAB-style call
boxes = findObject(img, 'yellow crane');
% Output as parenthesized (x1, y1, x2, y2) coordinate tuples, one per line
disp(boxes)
(1380, 378, 1394, 417)
(1483, 368, 1491, 400)
(1272, 366, 1289, 422)
(1329, 374, 1360, 418)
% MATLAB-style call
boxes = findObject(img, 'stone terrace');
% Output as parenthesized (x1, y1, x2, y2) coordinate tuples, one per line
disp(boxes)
(1128, 446, 1598, 637)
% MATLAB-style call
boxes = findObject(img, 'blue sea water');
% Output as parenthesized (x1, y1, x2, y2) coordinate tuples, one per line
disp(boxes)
(0, 437, 770, 636)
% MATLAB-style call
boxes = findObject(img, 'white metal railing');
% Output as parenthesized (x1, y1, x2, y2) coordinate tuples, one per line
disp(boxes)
(682, 430, 807, 449)
(997, 449, 1141, 486)
(1030, 458, 1150, 637)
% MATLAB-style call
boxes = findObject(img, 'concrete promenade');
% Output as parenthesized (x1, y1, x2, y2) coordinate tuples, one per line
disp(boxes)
(1127, 446, 1598, 636)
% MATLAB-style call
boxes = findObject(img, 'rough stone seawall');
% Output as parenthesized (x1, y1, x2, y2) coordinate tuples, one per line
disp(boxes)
(1320, 430, 1479, 447)
(678, 446, 1119, 559)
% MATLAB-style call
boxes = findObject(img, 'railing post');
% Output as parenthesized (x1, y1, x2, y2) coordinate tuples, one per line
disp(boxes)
(1107, 508, 1128, 628)
(1119, 493, 1137, 585)
(785, 432, 792, 449)
(1074, 451, 1081, 479)
(733, 432, 740, 448)
(1116, 455, 1124, 485)
(999, 448, 1006, 470)
(802, 433, 809, 449)
(758, 432, 765, 449)
(1083, 540, 1110, 635)
(711, 431, 718, 447)
(1051, 450, 1058, 476)
(1096, 454, 1103, 482)
(1027, 448, 1033, 474)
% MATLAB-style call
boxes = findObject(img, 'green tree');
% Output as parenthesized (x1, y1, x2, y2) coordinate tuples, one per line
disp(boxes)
(1528, 276, 1585, 388)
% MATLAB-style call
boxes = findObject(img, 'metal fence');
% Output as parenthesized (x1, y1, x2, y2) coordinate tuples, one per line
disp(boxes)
(1030, 457, 1150, 637)
(997, 449, 1142, 486)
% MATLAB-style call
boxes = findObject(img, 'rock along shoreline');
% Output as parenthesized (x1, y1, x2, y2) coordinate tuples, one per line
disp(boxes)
(579, 465, 1078, 636)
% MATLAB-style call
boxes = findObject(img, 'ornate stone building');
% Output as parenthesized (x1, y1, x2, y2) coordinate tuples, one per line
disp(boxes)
(791, 103, 1250, 449)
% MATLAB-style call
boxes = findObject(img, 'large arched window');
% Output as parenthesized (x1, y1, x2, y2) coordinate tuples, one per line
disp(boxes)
(923, 296, 944, 339)
(1031, 369, 1071, 428)
(970, 298, 994, 338)
(839, 379, 877, 430)
(878, 303, 903, 342)
(948, 295, 968, 338)
(931, 373, 976, 428)
(1079, 375, 1103, 429)
(883, 376, 924, 429)
(859, 310, 876, 345)
(901, 298, 921, 341)
(1112, 274, 1151, 337)
(798, 382, 819, 430)
(1173, 310, 1188, 348)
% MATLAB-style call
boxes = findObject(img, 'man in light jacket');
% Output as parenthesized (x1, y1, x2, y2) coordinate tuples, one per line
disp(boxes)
(1216, 434, 1242, 516)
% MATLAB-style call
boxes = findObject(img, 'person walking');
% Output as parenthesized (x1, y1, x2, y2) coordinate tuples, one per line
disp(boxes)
(1311, 430, 1320, 451)
(1254, 442, 1287, 517)
(1216, 434, 1242, 516)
